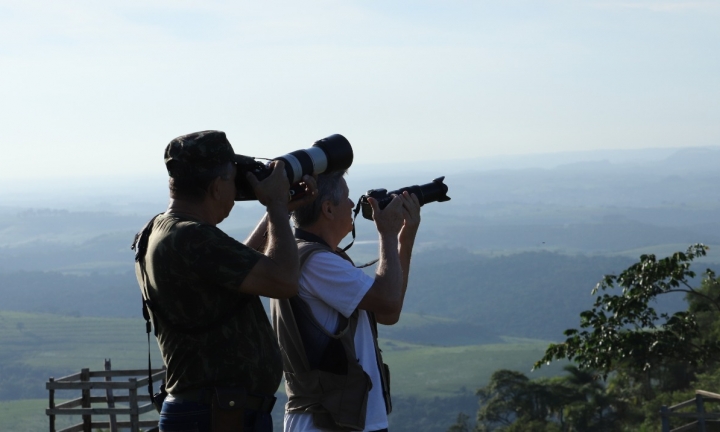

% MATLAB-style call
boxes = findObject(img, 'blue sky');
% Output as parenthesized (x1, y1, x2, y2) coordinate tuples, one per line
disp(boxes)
(1, 0, 718, 180)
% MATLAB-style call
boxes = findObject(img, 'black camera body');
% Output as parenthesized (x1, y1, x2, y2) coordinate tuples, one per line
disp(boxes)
(360, 176, 450, 220)
(234, 134, 353, 201)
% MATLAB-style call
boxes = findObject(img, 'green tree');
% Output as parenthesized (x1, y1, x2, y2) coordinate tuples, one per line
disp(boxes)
(447, 412, 473, 432)
(561, 366, 616, 431)
(535, 244, 720, 379)
(531, 244, 720, 430)
(475, 368, 617, 431)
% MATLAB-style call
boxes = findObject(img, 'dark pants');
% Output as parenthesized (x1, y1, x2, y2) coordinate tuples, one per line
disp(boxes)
(159, 397, 272, 432)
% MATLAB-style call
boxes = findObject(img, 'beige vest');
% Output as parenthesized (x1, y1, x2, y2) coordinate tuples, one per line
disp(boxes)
(271, 240, 391, 431)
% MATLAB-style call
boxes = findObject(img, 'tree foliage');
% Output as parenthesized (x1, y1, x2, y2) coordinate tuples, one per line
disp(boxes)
(534, 244, 720, 377)
(457, 244, 720, 431)
(474, 366, 619, 431)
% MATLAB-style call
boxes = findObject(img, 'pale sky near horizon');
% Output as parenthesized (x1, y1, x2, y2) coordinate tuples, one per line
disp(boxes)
(1, 0, 718, 180)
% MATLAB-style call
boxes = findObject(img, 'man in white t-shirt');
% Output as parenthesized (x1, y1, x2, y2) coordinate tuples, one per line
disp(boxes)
(273, 170, 421, 432)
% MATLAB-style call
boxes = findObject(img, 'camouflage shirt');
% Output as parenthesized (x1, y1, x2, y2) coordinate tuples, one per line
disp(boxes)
(136, 213, 282, 395)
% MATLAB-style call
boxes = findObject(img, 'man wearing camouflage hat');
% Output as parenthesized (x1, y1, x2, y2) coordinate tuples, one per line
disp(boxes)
(133, 130, 316, 432)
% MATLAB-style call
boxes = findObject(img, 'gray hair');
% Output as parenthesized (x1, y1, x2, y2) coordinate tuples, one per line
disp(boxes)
(292, 170, 347, 228)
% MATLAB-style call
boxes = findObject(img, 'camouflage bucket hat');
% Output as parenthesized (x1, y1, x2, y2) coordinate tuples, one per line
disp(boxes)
(164, 130, 242, 177)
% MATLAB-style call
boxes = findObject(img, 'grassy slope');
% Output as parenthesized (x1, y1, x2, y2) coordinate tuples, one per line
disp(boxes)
(0, 310, 160, 373)
(380, 337, 567, 397)
(0, 399, 159, 432)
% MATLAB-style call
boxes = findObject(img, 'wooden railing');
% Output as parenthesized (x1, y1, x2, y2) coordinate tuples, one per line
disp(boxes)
(46, 359, 164, 432)
(661, 390, 720, 432)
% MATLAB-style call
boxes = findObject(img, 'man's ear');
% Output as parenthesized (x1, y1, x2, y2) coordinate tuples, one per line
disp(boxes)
(321, 200, 334, 220)
(208, 177, 222, 200)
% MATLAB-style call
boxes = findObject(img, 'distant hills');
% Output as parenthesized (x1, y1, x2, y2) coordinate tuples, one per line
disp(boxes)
(0, 248, 707, 342)
(1, 144, 719, 340)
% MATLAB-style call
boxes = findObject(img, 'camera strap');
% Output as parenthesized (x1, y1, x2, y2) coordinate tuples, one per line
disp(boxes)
(131, 213, 164, 407)
(339, 197, 379, 269)
(339, 198, 362, 252)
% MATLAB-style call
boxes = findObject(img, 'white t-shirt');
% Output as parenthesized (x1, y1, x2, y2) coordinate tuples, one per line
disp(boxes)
(284, 251, 388, 432)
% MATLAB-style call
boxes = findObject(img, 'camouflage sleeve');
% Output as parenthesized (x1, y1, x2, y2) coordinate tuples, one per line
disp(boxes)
(181, 223, 263, 293)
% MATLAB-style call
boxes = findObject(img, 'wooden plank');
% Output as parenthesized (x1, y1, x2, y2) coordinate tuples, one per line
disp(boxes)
(670, 421, 699, 432)
(109, 420, 159, 428)
(135, 371, 166, 387)
(668, 399, 697, 410)
(54, 398, 83, 409)
(45, 370, 165, 390)
(47, 407, 136, 416)
(666, 412, 720, 419)
(697, 390, 720, 400)
(57, 419, 167, 431)
(87, 369, 164, 378)
(94, 395, 152, 403)
(47, 381, 142, 390)
(56, 423, 84, 432)
(48, 376, 164, 390)
(138, 402, 157, 414)
(49, 403, 153, 416)
(51, 395, 152, 408)
(47, 404, 157, 416)
(54, 372, 83, 383)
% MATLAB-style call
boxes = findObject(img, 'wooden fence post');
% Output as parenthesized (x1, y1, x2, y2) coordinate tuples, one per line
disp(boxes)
(696, 393, 707, 432)
(660, 405, 669, 432)
(129, 378, 139, 432)
(105, 359, 118, 432)
(80, 368, 91, 432)
(48, 377, 55, 432)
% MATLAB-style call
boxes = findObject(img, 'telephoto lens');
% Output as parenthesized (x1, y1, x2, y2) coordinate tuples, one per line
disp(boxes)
(235, 134, 354, 201)
(360, 176, 450, 220)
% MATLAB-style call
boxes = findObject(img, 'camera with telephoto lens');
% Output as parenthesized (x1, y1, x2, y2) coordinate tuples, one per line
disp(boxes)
(234, 134, 354, 201)
(359, 176, 451, 220)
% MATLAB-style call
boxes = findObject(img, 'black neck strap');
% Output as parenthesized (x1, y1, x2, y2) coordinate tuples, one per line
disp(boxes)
(294, 227, 332, 249)
(340, 198, 364, 252)
(294, 206, 378, 269)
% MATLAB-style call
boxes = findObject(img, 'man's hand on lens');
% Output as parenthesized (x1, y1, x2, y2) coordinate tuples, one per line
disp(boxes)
(287, 175, 318, 212)
(368, 195, 404, 236)
(246, 160, 291, 208)
(399, 191, 421, 232)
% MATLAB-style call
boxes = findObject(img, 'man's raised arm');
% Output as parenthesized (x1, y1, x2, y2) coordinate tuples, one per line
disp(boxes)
(239, 161, 298, 299)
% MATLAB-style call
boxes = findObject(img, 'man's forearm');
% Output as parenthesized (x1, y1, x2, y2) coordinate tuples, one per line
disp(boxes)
(264, 204, 299, 282)
(374, 233, 403, 303)
(398, 229, 418, 290)
(244, 213, 269, 251)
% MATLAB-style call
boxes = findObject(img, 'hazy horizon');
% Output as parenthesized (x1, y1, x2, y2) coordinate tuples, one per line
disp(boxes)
(1, 142, 719, 246)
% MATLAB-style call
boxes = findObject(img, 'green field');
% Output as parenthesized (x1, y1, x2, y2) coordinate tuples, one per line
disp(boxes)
(380, 337, 566, 397)
(0, 399, 159, 432)
(0, 310, 160, 372)
(0, 310, 566, 430)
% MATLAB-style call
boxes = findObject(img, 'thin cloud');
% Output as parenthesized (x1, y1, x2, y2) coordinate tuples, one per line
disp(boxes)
(592, 1, 720, 12)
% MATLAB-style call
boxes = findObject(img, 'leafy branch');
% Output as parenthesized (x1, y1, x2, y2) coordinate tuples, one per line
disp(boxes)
(534, 244, 720, 377)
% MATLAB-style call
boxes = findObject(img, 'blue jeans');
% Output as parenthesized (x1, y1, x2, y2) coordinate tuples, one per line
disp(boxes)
(159, 397, 273, 432)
